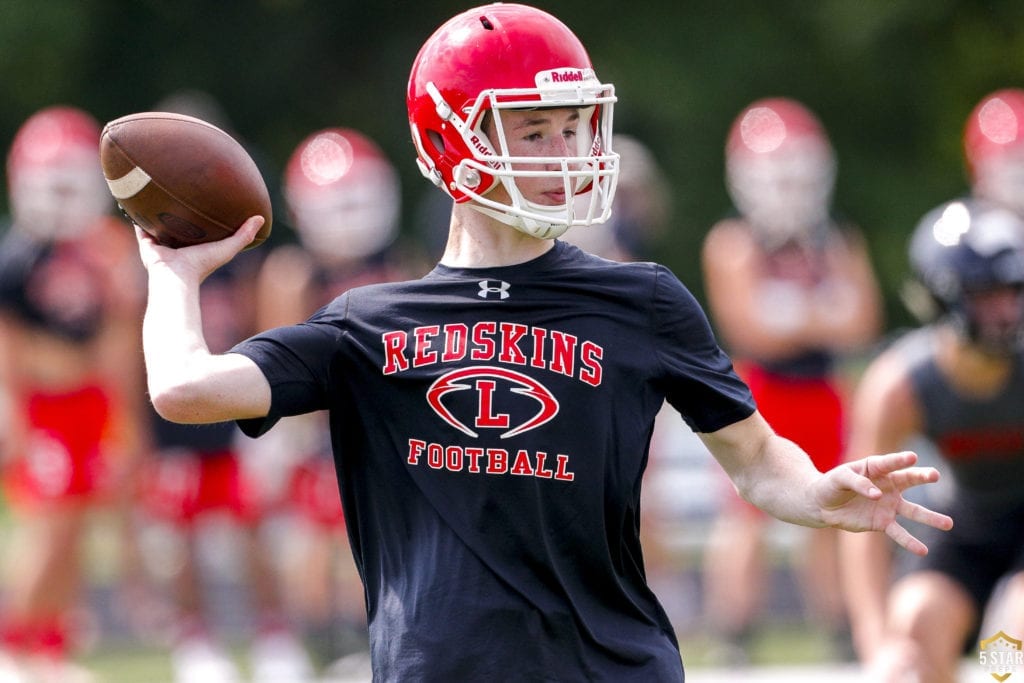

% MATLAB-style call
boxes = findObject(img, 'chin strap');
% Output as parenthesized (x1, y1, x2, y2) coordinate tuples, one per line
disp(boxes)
(467, 202, 569, 240)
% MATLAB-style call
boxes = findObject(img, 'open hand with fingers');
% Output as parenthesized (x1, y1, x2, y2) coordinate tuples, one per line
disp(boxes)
(816, 451, 953, 556)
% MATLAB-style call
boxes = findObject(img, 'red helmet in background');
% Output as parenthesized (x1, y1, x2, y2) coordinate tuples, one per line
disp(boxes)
(963, 88, 1024, 216)
(6, 106, 111, 240)
(725, 97, 836, 245)
(283, 128, 400, 262)
(407, 3, 618, 239)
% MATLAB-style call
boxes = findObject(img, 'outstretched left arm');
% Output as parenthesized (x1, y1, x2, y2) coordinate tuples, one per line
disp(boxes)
(700, 411, 952, 556)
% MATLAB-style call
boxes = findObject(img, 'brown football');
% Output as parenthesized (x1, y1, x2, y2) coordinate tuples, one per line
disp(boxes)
(99, 111, 272, 249)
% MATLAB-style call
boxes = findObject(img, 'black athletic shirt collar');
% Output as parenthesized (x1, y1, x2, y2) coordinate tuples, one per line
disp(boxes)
(430, 240, 569, 279)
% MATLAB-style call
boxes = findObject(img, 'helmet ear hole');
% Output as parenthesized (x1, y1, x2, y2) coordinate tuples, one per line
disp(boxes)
(426, 130, 445, 156)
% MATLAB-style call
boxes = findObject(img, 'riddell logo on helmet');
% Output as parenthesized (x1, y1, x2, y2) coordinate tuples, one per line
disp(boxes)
(467, 133, 501, 172)
(551, 70, 585, 83)
(537, 68, 597, 90)
(468, 133, 493, 158)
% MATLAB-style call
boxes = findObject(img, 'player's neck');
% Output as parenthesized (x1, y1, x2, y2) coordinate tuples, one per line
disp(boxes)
(440, 204, 554, 268)
(938, 329, 1015, 398)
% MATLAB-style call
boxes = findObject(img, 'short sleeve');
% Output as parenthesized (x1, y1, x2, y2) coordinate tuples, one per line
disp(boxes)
(230, 314, 344, 437)
(651, 265, 755, 432)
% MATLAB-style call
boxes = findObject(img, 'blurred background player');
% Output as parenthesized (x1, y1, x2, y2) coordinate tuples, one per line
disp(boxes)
(562, 134, 699, 606)
(0, 106, 148, 682)
(699, 97, 883, 662)
(136, 257, 315, 683)
(246, 126, 410, 676)
(840, 198, 1024, 682)
(133, 90, 313, 683)
(561, 133, 669, 261)
(561, 133, 696, 610)
(563, 135, 723, 635)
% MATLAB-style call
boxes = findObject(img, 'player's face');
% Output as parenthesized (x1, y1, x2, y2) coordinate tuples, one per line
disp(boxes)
(965, 284, 1024, 354)
(974, 152, 1024, 216)
(728, 138, 833, 240)
(10, 150, 111, 239)
(490, 107, 585, 206)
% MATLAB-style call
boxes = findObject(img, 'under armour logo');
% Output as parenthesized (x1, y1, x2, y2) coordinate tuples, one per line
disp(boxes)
(478, 280, 511, 300)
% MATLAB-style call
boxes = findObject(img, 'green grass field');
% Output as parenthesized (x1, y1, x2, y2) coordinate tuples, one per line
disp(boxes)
(73, 624, 840, 683)
(82, 644, 174, 683)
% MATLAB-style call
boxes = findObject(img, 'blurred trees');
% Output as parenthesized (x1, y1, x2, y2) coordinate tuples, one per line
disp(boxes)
(3, 0, 1024, 328)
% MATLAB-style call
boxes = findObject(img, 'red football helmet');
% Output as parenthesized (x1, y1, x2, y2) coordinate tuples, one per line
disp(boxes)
(6, 106, 111, 240)
(283, 128, 400, 262)
(964, 88, 1024, 215)
(725, 97, 836, 245)
(407, 3, 618, 239)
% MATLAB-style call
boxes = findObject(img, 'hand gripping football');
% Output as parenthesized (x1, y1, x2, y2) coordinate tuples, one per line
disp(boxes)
(100, 112, 272, 249)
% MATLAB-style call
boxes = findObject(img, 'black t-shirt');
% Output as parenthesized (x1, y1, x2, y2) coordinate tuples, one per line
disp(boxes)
(233, 241, 754, 681)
